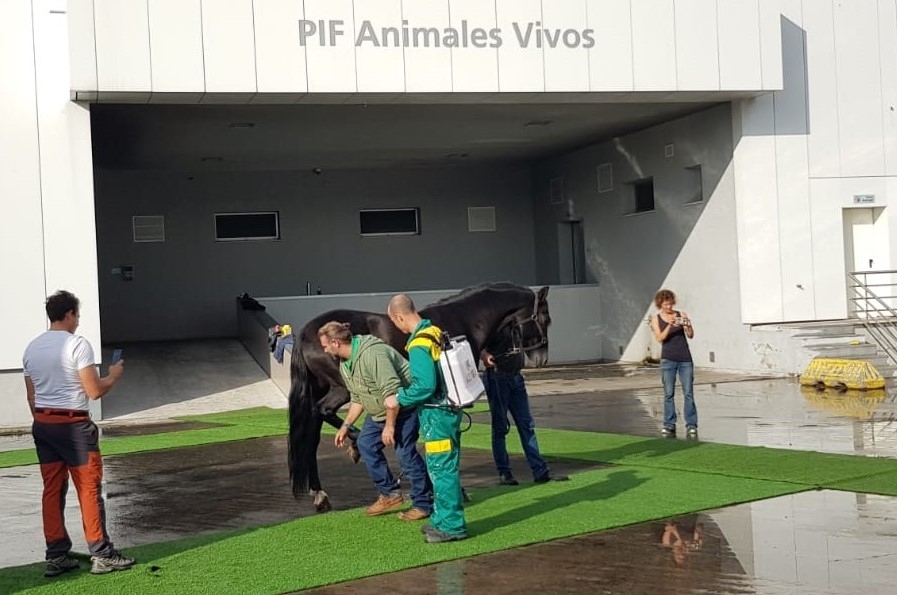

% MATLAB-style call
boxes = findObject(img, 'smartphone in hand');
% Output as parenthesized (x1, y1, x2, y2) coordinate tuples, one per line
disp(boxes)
(111, 348, 123, 364)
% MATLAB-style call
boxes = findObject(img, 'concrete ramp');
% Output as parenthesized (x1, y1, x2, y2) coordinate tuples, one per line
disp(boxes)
(100, 339, 286, 423)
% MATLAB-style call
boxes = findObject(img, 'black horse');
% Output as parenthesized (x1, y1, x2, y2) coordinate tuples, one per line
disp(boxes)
(287, 283, 551, 512)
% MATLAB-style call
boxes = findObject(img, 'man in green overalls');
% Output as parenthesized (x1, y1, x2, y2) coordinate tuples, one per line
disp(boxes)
(385, 294, 467, 543)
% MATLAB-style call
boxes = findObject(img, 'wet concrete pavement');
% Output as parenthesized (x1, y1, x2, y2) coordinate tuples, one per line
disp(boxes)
(5, 365, 897, 593)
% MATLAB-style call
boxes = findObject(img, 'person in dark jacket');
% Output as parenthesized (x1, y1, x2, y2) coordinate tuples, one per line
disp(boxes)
(481, 325, 568, 486)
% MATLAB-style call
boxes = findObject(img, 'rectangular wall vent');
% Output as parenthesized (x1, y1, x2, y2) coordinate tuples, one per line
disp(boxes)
(549, 177, 564, 204)
(467, 207, 496, 232)
(132, 215, 165, 243)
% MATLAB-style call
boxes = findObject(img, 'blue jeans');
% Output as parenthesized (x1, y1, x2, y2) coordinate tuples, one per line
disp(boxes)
(485, 369, 549, 480)
(357, 411, 433, 513)
(661, 359, 697, 429)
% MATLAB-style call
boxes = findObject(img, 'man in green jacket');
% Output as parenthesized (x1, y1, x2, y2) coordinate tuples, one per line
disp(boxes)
(319, 321, 433, 520)
(385, 295, 468, 543)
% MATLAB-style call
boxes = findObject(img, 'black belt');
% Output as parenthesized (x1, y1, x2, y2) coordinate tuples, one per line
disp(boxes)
(35, 408, 89, 418)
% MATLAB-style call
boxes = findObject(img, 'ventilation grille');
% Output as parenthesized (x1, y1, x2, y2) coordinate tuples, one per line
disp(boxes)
(597, 163, 613, 193)
(664, 143, 675, 158)
(467, 207, 496, 232)
(549, 177, 564, 204)
(132, 215, 165, 243)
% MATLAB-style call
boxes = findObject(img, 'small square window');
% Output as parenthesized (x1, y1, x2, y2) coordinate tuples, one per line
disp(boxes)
(685, 165, 703, 204)
(631, 178, 655, 213)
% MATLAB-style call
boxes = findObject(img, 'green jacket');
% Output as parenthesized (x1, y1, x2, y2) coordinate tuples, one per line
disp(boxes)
(397, 319, 447, 408)
(340, 335, 412, 421)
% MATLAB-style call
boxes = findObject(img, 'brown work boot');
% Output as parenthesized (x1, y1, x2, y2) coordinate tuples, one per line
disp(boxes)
(366, 494, 404, 516)
(398, 507, 430, 521)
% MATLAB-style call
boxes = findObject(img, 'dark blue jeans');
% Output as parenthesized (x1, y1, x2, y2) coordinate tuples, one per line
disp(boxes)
(357, 411, 433, 513)
(661, 359, 697, 429)
(484, 369, 549, 480)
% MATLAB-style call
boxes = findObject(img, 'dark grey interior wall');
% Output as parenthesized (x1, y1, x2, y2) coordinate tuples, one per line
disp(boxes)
(95, 165, 536, 342)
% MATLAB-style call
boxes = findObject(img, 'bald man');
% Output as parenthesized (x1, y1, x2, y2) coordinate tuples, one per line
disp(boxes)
(384, 294, 467, 543)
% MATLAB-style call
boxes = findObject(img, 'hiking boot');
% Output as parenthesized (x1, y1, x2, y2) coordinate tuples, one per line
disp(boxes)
(90, 553, 135, 574)
(535, 473, 570, 483)
(45, 555, 79, 577)
(424, 528, 468, 543)
(498, 473, 519, 486)
(365, 494, 404, 516)
(398, 508, 430, 521)
(661, 426, 676, 438)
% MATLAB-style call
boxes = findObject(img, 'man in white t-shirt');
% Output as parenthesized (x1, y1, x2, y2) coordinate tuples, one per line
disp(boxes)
(23, 290, 134, 577)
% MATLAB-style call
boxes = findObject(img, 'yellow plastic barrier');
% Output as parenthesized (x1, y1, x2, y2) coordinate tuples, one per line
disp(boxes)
(799, 358, 886, 390)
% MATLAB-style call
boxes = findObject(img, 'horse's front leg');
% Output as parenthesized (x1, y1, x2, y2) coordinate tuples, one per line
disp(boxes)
(320, 387, 360, 464)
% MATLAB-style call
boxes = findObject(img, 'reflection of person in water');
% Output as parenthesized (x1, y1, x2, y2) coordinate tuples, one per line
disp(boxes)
(661, 518, 704, 566)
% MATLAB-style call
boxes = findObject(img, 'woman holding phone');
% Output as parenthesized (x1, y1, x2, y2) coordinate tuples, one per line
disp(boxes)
(649, 289, 697, 438)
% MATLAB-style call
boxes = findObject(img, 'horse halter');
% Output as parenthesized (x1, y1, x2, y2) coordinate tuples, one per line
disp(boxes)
(500, 291, 549, 356)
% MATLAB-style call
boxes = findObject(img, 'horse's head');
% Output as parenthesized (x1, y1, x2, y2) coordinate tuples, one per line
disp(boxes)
(501, 286, 551, 368)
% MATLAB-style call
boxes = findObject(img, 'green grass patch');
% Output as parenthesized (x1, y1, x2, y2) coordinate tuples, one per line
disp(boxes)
(0, 466, 804, 594)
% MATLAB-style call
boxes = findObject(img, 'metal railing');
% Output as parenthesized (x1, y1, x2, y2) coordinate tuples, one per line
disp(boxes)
(848, 270, 897, 366)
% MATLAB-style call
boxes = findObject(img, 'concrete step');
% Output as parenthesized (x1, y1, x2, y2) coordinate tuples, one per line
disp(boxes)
(804, 343, 880, 358)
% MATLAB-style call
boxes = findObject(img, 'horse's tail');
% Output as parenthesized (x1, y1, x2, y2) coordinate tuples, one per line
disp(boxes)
(287, 340, 319, 499)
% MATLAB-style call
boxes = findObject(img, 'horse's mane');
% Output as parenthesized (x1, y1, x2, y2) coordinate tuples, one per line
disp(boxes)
(426, 282, 530, 308)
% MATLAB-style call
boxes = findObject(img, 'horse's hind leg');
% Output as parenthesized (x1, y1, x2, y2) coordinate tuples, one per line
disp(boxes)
(320, 387, 361, 464)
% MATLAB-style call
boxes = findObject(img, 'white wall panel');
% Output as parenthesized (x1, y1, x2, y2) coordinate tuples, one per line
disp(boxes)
(759, 0, 784, 90)
(808, 180, 847, 319)
(630, 0, 676, 91)
(403, 0, 453, 92)
(804, 0, 840, 177)
(68, 0, 97, 93)
(878, 0, 897, 176)
(587, 0, 632, 91)
(148, 0, 205, 93)
(94, 0, 152, 91)
(834, 0, 885, 177)
(33, 3, 102, 360)
(201, 0, 257, 94)
(674, 0, 719, 91)
(717, 0, 762, 91)
(775, 0, 814, 320)
(496, 0, 544, 92)
(253, 0, 307, 94)
(542, 0, 589, 91)
(303, 0, 356, 93)
(0, 0, 47, 369)
(449, 0, 499, 92)
(355, 0, 404, 92)
(733, 96, 783, 323)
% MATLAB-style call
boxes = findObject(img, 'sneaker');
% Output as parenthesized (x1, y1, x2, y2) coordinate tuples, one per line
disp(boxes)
(424, 528, 468, 543)
(420, 522, 432, 534)
(398, 507, 430, 521)
(534, 474, 570, 483)
(365, 494, 404, 516)
(90, 553, 135, 574)
(499, 473, 519, 486)
(45, 555, 79, 577)
(686, 427, 699, 437)
(661, 426, 676, 437)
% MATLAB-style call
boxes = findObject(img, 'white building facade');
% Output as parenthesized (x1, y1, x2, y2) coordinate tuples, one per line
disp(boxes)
(2, 0, 895, 424)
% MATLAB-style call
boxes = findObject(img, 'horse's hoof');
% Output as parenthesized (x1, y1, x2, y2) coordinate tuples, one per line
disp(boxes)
(347, 443, 361, 464)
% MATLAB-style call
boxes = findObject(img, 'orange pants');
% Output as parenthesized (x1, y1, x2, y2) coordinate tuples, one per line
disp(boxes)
(32, 411, 114, 558)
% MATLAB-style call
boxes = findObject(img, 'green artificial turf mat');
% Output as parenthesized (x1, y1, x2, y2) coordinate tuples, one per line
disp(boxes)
(825, 468, 897, 496)
(0, 466, 806, 594)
